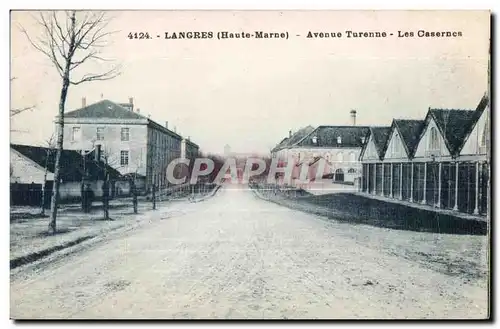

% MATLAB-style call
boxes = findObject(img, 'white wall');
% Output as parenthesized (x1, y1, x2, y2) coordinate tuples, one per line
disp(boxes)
(384, 129, 408, 160)
(360, 135, 379, 161)
(461, 106, 489, 156)
(414, 117, 450, 158)
(10, 149, 53, 184)
(63, 121, 149, 177)
(59, 180, 105, 200)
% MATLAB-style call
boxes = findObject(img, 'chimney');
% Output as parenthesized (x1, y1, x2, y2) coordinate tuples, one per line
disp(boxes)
(289, 130, 292, 138)
(94, 144, 102, 162)
(165, 121, 169, 129)
(129, 97, 134, 111)
(81, 97, 86, 108)
(174, 126, 177, 133)
(100, 93, 104, 99)
(350, 110, 357, 126)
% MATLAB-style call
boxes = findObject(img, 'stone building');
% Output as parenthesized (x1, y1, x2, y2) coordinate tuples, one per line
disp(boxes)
(59, 98, 198, 191)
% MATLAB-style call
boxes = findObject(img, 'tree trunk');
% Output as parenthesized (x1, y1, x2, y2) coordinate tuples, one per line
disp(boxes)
(48, 76, 69, 235)
(133, 191, 138, 214)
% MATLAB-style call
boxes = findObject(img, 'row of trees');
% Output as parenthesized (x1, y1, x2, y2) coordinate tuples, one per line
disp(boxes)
(19, 11, 122, 234)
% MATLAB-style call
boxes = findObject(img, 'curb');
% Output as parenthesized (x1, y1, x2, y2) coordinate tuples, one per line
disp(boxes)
(10, 235, 96, 270)
(250, 187, 487, 236)
(10, 191, 223, 275)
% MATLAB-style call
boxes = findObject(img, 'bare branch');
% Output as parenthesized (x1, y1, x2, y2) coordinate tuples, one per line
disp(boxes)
(10, 105, 35, 117)
(18, 20, 64, 79)
(70, 64, 122, 85)
(52, 11, 69, 57)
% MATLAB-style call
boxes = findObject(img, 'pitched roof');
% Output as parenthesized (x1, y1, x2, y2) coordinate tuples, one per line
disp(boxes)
(11, 144, 121, 182)
(285, 125, 316, 147)
(271, 126, 315, 152)
(65, 100, 145, 120)
(393, 119, 425, 158)
(271, 137, 289, 152)
(297, 125, 370, 148)
(456, 94, 490, 154)
(64, 99, 187, 141)
(370, 127, 392, 159)
(429, 109, 481, 156)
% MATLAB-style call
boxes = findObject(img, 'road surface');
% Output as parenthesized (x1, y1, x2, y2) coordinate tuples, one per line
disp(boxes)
(10, 185, 488, 319)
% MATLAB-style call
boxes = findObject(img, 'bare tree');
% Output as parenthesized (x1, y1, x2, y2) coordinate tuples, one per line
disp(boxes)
(40, 133, 56, 216)
(20, 11, 121, 234)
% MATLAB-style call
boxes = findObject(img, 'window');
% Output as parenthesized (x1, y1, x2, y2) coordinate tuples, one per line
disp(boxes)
(96, 127, 105, 141)
(120, 150, 129, 166)
(121, 128, 130, 141)
(71, 127, 81, 142)
(334, 168, 344, 182)
(337, 152, 344, 162)
(337, 136, 342, 144)
(349, 152, 356, 162)
(429, 127, 439, 150)
(481, 120, 489, 147)
(348, 168, 357, 174)
(393, 134, 401, 155)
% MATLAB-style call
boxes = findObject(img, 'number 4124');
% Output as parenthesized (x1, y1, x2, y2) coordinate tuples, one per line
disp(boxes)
(128, 32, 151, 39)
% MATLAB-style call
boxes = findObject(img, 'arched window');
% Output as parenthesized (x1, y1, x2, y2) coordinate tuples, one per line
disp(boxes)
(334, 168, 344, 182)
(481, 120, 489, 147)
(429, 127, 439, 150)
(348, 168, 356, 174)
(337, 152, 344, 162)
(393, 134, 401, 155)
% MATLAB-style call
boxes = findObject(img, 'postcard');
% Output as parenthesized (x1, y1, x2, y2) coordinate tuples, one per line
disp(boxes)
(10, 10, 490, 320)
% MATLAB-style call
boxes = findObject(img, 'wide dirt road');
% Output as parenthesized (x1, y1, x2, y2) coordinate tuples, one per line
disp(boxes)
(10, 185, 488, 319)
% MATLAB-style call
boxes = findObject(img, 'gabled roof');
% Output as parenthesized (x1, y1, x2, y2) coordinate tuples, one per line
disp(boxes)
(428, 108, 481, 157)
(456, 94, 490, 154)
(393, 119, 425, 158)
(11, 144, 121, 182)
(286, 125, 316, 147)
(271, 137, 289, 153)
(65, 100, 145, 120)
(297, 125, 370, 148)
(370, 126, 392, 159)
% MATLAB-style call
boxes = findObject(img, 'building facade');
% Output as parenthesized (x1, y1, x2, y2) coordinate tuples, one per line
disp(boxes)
(60, 98, 195, 191)
(10, 144, 120, 205)
(290, 125, 370, 186)
(360, 95, 490, 217)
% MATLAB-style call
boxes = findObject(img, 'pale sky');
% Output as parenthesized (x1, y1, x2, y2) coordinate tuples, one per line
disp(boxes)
(10, 10, 490, 155)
